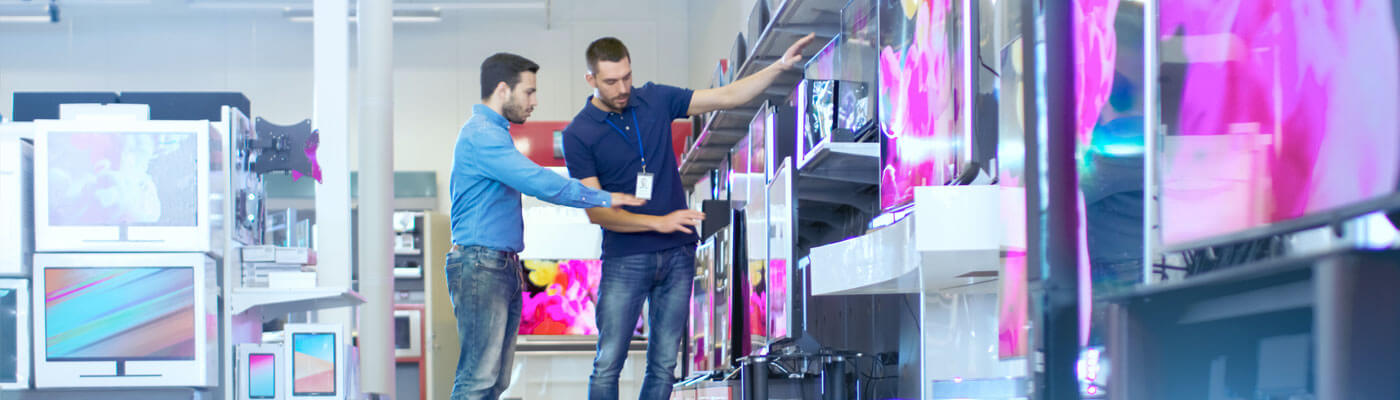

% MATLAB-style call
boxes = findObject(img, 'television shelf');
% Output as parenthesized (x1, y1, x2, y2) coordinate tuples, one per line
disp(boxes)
(679, 0, 847, 188)
(230, 287, 365, 315)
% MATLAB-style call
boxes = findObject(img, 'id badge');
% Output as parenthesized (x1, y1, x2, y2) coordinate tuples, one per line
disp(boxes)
(635, 172, 655, 200)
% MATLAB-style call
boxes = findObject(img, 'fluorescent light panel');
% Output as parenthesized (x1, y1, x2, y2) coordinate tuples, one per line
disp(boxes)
(283, 8, 441, 23)
(0, 2, 57, 23)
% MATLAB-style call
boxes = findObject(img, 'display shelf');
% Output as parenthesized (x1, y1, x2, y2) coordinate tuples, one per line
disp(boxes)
(679, 0, 847, 187)
(230, 286, 365, 315)
(797, 141, 879, 184)
(395, 248, 423, 256)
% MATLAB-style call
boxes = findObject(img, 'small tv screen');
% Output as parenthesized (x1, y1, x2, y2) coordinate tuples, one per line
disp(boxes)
(292, 332, 336, 396)
(394, 316, 411, 349)
(44, 267, 196, 361)
(248, 353, 276, 399)
(45, 131, 198, 227)
(1157, 0, 1400, 247)
(519, 259, 644, 336)
(879, 0, 966, 211)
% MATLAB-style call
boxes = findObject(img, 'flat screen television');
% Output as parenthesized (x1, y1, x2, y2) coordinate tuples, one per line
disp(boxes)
(800, 37, 841, 169)
(518, 259, 644, 336)
(840, 0, 879, 139)
(688, 237, 716, 373)
(33, 253, 215, 388)
(34, 119, 218, 252)
(0, 138, 33, 277)
(236, 343, 283, 400)
(766, 159, 795, 341)
(746, 0, 770, 55)
(0, 279, 30, 390)
(713, 225, 734, 369)
(730, 134, 752, 208)
(1156, 0, 1400, 250)
(743, 202, 768, 350)
(879, 0, 968, 211)
(749, 103, 769, 187)
(283, 323, 344, 400)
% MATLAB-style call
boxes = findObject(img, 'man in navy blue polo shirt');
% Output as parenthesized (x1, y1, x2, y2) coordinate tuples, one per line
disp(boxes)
(563, 35, 815, 400)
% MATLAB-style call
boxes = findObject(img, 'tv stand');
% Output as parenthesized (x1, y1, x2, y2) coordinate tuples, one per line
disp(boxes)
(78, 361, 162, 378)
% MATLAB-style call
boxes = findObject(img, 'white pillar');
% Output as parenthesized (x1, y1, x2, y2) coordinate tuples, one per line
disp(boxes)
(312, 0, 354, 337)
(356, 0, 396, 394)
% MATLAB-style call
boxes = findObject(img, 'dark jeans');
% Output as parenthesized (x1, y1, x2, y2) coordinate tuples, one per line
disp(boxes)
(445, 245, 522, 400)
(589, 244, 697, 400)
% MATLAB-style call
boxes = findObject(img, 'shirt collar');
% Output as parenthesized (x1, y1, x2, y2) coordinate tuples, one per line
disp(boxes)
(472, 104, 510, 130)
(583, 88, 647, 123)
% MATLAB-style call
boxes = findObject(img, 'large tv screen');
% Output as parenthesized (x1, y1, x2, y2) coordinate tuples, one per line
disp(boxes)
(1157, 0, 1400, 248)
(43, 267, 196, 361)
(879, 0, 968, 211)
(46, 132, 198, 227)
(519, 259, 643, 336)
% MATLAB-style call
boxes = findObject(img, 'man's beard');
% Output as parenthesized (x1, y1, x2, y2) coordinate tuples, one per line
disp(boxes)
(503, 101, 529, 124)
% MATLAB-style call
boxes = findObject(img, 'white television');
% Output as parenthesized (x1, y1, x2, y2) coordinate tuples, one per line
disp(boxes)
(0, 279, 31, 390)
(237, 343, 284, 400)
(283, 323, 345, 400)
(220, 106, 265, 247)
(393, 308, 422, 361)
(0, 138, 33, 276)
(32, 253, 217, 388)
(33, 119, 221, 253)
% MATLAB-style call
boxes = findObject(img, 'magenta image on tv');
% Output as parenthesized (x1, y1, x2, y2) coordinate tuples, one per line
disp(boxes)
(879, 0, 965, 211)
(518, 259, 643, 336)
(746, 261, 766, 337)
(1157, 0, 1400, 246)
(766, 259, 788, 338)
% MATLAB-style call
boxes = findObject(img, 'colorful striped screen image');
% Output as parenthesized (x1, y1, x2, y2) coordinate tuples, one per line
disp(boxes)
(292, 333, 336, 396)
(0, 289, 16, 382)
(44, 267, 196, 361)
(248, 353, 276, 399)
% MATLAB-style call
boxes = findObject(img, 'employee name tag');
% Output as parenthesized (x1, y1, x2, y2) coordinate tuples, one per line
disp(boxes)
(635, 172, 655, 200)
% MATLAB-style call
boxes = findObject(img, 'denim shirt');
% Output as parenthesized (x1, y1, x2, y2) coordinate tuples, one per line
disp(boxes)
(449, 104, 612, 252)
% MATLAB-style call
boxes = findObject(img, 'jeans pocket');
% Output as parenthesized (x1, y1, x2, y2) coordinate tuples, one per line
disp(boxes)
(474, 252, 510, 271)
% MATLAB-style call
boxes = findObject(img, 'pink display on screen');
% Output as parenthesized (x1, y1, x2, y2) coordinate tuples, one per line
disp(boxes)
(519, 259, 643, 336)
(997, 253, 1028, 359)
(879, 0, 963, 211)
(767, 259, 788, 338)
(1158, 0, 1400, 246)
(746, 261, 766, 337)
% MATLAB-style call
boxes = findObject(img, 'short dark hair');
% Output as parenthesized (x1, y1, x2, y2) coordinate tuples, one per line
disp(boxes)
(480, 52, 540, 100)
(585, 37, 630, 74)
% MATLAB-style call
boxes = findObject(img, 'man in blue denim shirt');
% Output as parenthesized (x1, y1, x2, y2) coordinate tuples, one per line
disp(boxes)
(563, 35, 815, 400)
(446, 52, 645, 400)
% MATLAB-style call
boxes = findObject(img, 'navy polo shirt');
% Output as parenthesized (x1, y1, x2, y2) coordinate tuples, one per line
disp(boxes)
(563, 82, 699, 258)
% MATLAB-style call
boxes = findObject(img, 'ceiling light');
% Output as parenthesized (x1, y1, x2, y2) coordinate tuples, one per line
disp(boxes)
(283, 8, 442, 23)
(0, 1, 59, 23)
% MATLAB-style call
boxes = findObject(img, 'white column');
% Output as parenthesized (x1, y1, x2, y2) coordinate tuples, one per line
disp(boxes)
(356, 0, 396, 394)
(312, 0, 354, 335)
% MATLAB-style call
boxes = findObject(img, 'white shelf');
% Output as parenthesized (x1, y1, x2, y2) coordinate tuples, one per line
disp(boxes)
(394, 248, 422, 256)
(230, 287, 365, 315)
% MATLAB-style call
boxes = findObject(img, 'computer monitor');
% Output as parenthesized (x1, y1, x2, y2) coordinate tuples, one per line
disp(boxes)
(730, 134, 751, 208)
(34, 119, 218, 252)
(1157, 0, 1400, 250)
(283, 324, 344, 400)
(0, 279, 30, 390)
(237, 343, 283, 400)
(879, 0, 969, 211)
(0, 138, 33, 277)
(33, 253, 215, 388)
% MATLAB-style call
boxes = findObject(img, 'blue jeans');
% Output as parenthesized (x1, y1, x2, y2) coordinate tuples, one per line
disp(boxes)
(589, 244, 697, 400)
(445, 245, 522, 400)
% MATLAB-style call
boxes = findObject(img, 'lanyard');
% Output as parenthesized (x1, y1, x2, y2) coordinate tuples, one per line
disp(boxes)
(604, 110, 647, 173)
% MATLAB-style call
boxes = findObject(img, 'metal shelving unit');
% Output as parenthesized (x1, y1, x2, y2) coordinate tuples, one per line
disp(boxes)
(679, 0, 847, 188)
